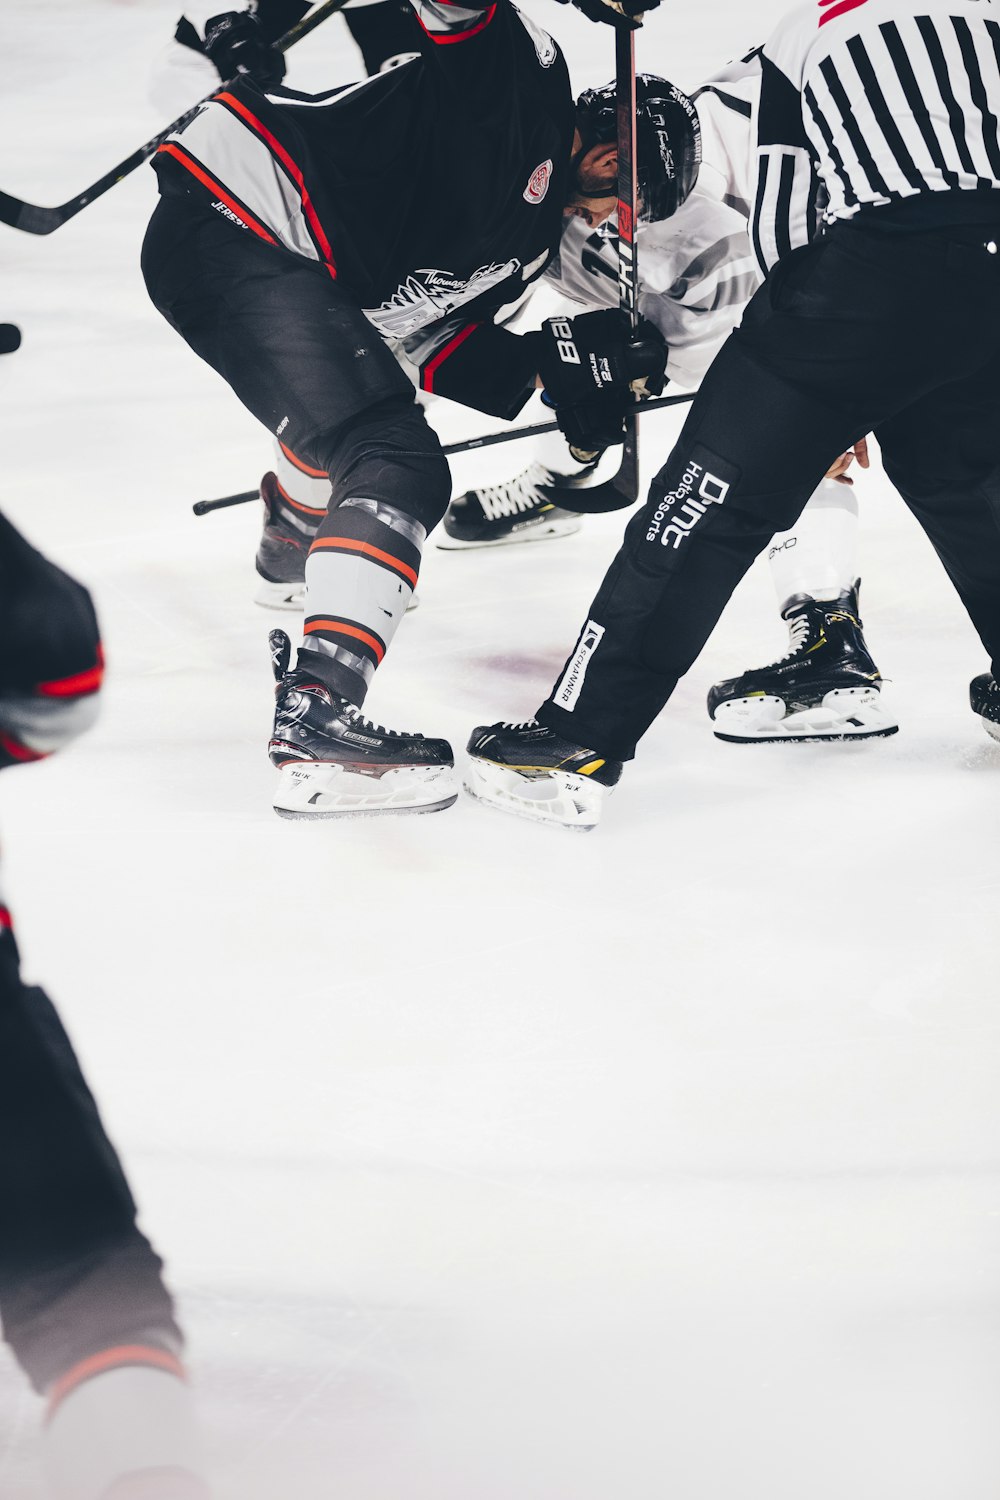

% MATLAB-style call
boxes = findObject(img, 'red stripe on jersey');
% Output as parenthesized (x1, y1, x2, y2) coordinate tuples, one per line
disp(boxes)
(415, 4, 497, 44)
(304, 619, 386, 662)
(421, 322, 480, 394)
(0, 732, 47, 764)
(37, 648, 105, 698)
(0, 907, 13, 931)
(156, 144, 279, 243)
(819, 0, 870, 25)
(279, 441, 328, 479)
(308, 536, 419, 588)
(215, 93, 338, 276)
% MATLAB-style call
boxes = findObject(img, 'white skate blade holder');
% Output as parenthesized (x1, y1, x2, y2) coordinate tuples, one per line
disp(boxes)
(712, 686, 899, 743)
(274, 760, 457, 818)
(463, 757, 610, 830)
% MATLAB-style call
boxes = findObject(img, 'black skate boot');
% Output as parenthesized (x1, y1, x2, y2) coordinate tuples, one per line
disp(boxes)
(254, 471, 320, 610)
(464, 719, 622, 830)
(438, 462, 585, 549)
(970, 672, 1000, 743)
(268, 631, 456, 817)
(708, 582, 898, 743)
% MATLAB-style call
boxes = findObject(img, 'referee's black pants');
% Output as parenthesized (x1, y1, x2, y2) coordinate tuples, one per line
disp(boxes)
(537, 217, 1000, 761)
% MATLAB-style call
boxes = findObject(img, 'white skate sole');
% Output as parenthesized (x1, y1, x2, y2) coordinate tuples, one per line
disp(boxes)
(979, 715, 1000, 744)
(712, 686, 898, 743)
(436, 513, 582, 551)
(462, 756, 609, 830)
(255, 580, 420, 613)
(274, 760, 457, 818)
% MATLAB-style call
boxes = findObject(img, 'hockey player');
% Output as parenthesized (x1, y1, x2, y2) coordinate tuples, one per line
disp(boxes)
(0, 507, 206, 1497)
(451, 57, 897, 744)
(141, 0, 664, 820)
(465, 0, 1000, 829)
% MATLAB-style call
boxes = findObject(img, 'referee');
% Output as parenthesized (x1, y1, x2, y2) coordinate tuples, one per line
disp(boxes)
(467, 0, 1000, 826)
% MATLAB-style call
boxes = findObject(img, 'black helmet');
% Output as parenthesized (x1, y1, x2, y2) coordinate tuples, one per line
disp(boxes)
(574, 74, 702, 223)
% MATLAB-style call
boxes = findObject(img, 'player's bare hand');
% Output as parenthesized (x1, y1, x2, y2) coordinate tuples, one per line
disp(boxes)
(826, 436, 870, 485)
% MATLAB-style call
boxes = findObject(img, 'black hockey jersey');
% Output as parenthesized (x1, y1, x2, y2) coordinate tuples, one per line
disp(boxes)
(153, 1, 575, 418)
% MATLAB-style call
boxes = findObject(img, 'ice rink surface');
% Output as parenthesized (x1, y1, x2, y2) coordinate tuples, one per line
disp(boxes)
(1, 2, 999, 1495)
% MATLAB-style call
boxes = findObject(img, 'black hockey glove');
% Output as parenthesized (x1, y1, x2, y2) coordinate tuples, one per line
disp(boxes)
(534, 309, 667, 455)
(553, 0, 660, 31)
(203, 11, 286, 87)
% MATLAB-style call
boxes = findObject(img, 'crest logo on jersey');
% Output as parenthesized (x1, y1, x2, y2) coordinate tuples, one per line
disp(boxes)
(524, 159, 553, 205)
(517, 13, 558, 67)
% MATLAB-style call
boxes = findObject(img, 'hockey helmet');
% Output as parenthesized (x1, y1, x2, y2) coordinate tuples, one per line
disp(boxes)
(574, 74, 701, 223)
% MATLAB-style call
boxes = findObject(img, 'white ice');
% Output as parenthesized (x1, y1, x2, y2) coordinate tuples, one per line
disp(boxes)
(1, 3, 999, 1497)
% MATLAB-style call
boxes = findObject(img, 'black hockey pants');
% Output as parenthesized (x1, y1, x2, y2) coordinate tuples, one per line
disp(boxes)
(537, 216, 1000, 760)
(0, 941, 182, 1393)
(141, 196, 451, 539)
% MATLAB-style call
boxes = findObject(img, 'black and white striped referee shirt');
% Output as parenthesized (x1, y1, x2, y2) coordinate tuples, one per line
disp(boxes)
(752, 0, 1000, 272)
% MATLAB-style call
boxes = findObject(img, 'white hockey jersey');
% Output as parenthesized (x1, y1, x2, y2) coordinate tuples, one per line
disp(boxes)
(544, 54, 766, 390)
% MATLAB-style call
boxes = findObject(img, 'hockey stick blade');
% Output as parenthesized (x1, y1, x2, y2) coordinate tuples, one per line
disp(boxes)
(191, 390, 695, 516)
(0, 0, 349, 235)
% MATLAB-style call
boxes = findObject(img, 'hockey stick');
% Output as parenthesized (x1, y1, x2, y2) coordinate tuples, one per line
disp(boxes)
(0, 0, 349, 235)
(190, 389, 696, 516)
(608, 20, 643, 506)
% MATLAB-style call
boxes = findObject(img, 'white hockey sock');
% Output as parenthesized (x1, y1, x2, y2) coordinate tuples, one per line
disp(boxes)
(767, 477, 860, 608)
(44, 1353, 208, 1500)
(272, 438, 331, 511)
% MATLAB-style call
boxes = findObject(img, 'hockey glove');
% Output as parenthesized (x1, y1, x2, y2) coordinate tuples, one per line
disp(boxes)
(554, 0, 660, 30)
(203, 11, 286, 88)
(534, 309, 667, 454)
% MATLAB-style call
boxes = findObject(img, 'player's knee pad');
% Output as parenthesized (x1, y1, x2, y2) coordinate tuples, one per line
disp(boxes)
(320, 396, 452, 535)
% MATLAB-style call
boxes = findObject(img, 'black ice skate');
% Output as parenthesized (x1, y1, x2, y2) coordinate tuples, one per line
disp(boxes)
(255, 473, 419, 614)
(438, 462, 585, 549)
(464, 719, 622, 830)
(970, 672, 1000, 743)
(708, 582, 898, 743)
(254, 471, 318, 610)
(268, 630, 456, 817)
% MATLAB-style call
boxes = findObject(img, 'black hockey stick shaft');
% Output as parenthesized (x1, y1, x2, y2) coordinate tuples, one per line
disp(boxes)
(610, 22, 642, 507)
(191, 389, 696, 516)
(0, 0, 349, 235)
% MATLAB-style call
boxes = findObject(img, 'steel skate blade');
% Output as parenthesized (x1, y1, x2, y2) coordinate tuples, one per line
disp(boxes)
(462, 757, 607, 830)
(273, 761, 457, 818)
(436, 514, 582, 551)
(979, 715, 1000, 744)
(712, 688, 899, 744)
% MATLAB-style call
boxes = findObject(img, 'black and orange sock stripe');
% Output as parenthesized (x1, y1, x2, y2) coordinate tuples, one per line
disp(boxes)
(310, 504, 422, 592)
(308, 534, 418, 591)
(279, 441, 328, 481)
(46, 1344, 187, 1422)
(303, 615, 387, 668)
(272, 474, 327, 522)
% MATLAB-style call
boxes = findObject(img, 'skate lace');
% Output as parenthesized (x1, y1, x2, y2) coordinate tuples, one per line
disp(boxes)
(770, 611, 812, 666)
(475, 463, 550, 513)
(500, 718, 542, 732)
(341, 703, 405, 737)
